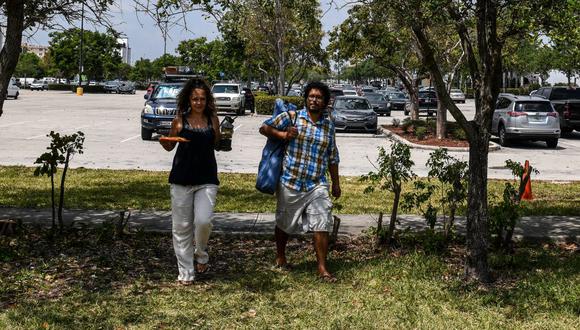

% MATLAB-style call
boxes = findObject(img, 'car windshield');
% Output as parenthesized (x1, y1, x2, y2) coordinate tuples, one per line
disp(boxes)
(212, 85, 239, 94)
(343, 90, 357, 95)
(152, 85, 181, 99)
(389, 92, 407, 99)
(365, 94, 385, 102)
(551, 88, 580, 100)
(515, 101, 553, 113)
(419, 91, 437, 98)
(451, 89, 463, 93)
(335, 98, 371, 110)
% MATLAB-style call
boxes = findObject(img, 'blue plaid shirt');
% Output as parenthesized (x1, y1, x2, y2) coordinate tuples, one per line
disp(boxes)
(264, 108, 340, 192)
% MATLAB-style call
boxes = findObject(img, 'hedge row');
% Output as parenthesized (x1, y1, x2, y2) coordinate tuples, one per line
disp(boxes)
(255, 95, 304, 115)
(465, 87, 535, 98)
(45, 84, 108, 93)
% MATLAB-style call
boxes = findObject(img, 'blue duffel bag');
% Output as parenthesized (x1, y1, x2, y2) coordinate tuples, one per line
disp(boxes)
(255, 99, 297, 194)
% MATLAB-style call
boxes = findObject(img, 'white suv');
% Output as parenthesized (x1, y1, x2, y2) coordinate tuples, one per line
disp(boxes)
(211, 83, 245, 115)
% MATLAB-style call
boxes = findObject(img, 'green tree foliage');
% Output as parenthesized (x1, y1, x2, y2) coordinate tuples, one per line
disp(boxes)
(235, 0, 326, 95)
(130, 58, 156, 83)
(177, 37, 242, 81)
(14, 51, 44, 78)
(49, 28, 123, 81)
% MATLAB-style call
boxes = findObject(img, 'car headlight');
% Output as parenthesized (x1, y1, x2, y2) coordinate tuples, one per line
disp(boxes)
(387, 102, 391, 108)
(334, 114, 346, 121)
(232, 96, 240, 102)
(143, 104, 153, 114)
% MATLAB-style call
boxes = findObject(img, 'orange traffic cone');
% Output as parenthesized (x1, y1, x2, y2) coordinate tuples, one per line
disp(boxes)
(520, 160, 533, 200)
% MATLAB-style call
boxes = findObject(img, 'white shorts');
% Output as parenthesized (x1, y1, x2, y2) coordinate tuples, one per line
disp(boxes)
(275, 183, 334, 234)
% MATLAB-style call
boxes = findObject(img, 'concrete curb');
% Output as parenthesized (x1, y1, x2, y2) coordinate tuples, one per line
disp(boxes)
(383, 129, 501, 152)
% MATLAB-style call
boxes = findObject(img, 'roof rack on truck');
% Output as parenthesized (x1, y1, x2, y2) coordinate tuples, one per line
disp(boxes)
(163, 66, 204, 82)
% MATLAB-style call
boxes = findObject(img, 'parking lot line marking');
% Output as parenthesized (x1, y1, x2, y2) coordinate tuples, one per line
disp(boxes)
(120, 135, 140, 143)
(0, 121, 30, 128)
(234, 124, 242, 131)
(25, 124, 92, 140)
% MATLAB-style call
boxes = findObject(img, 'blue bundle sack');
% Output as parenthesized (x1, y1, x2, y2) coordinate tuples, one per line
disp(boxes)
(256, 99, 297, 194)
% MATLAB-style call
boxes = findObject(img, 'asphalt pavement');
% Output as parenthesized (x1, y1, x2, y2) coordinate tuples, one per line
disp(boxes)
(2, 207, 578, 243)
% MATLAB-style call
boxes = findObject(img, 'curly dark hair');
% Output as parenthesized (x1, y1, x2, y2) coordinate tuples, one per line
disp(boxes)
(176, 77, 216, 117)
(303, 81, 331, 108)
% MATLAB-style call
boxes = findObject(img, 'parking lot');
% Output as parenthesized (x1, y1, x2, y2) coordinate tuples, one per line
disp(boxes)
(1, 90, 579, 181)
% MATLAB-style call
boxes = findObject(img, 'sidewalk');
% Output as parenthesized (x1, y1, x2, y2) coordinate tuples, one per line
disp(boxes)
(2, 207, 579, 243)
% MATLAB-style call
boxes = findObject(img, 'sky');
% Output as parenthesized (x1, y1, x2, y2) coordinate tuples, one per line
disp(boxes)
(25, 0, 351, 63)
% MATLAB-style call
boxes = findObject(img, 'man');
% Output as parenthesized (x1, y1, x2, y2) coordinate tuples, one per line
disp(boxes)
(259, 81, 341, 282)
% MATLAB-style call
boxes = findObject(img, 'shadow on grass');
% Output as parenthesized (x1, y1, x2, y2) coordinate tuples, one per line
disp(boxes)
(1, 225, 578, 327)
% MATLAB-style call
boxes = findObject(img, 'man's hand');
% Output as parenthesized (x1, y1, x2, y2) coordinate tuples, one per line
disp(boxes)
(331, 182, 341, 199)
(284, 126, 298, 141)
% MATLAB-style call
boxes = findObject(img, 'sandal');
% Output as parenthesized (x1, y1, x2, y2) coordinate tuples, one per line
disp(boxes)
(195, 263, 210, 274)
(177, 280, 194, 286)
(319, 273, 337, 283)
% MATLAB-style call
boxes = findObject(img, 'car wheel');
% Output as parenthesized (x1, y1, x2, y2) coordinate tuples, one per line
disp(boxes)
(546, 138, 558, 148)
(387, 111, 391, 117)
(141, 127, 153, 141)
(498, 125, 509, 147)
(14, 92, 18, 99)
(404, 110, 409, 116)
(237, 105, 245, 116)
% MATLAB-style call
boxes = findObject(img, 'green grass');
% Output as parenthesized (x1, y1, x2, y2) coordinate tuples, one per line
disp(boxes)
(1, 227, 578, 329)
(1, 165, 580, 215)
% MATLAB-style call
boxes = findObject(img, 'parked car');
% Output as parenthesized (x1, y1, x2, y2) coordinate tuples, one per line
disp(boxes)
(117, 81, 136, 94)
(386, 91, 409, 112)
(364, 92, 390, 116)
(329, 88, 344, 109)
(331, 96, 378, 134)
(342, 89, 358, 96)
(104, 80, 121, 93)
(256, 85, 272, 94)
(212, 83, 245, 115)
(405, 90, 437, 116)
(360, 86, 377, 95)
(29, 79, 49, 91)
(140, 82, 183, 140)
(533, 86, 580, 134)
(492, 94, 560, 148)
(450, 89, 466, 103)
(6, 77, 20, 99)
(242, 87, 255, 111)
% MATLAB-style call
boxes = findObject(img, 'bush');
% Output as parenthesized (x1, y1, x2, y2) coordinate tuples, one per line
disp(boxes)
(415, 126, 428, 140)
(401, 118, 413, 133)
(48, 84, 73, 91)
(69, 85, 106, 93)
(425, 118, 436, 134)
(450, 127, 467, 140)
(255, 95, 304, 115)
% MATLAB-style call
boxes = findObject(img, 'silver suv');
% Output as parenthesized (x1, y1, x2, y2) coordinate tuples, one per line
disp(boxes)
(492, 94, 560, 148)
(211, 83, 245, 115)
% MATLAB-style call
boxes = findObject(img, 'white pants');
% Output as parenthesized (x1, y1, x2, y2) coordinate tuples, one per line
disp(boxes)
(171, 183, 218, 281)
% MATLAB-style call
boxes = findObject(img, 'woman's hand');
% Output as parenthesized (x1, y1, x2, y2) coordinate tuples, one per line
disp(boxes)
(160, 117, 182, 151)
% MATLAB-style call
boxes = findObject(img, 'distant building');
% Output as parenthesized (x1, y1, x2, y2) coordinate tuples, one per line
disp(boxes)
(116, 38, 131, 65)
(22, 43, 49, 59)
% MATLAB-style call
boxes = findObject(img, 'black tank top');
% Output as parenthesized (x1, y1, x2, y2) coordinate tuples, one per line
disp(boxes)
(168, 115, 219, 186)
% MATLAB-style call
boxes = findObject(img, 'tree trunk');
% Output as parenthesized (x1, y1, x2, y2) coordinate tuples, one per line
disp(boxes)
(465, 132, 491, 282)
(275, 0, 285, 96)
(387, 188, 401, 245)
(51, 171, 56, 230)
(436, 101, 447, 138)
(58, 150, 72, 230)
(0, 0, 25, 117)
(444, 204, 456, 240)
(376, 212, 384, 247)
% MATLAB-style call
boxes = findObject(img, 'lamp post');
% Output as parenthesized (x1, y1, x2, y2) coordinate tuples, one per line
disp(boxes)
(77, 3, 84, 96)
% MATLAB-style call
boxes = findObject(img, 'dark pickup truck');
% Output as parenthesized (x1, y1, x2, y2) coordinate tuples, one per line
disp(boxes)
(532, 87, 580, 133)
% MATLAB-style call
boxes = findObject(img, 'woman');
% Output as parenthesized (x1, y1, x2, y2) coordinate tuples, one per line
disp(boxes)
(160, 78, 221, 285)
